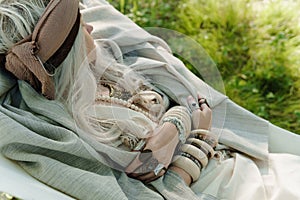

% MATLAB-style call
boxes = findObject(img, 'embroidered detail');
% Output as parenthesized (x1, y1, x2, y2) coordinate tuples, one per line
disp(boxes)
(120, 134, 140, 150)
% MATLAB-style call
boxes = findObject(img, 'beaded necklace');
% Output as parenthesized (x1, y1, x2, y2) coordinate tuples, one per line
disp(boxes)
(95, 82, 158, 122)
(95, 95, 157, 122)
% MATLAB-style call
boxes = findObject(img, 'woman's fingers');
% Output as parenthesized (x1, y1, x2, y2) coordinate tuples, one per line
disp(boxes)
(200, 102, 212, 117)
(187, 95, 200, 112)
(128, 111, 184, 182)
(188, 95, 212, 130)
(191, 109, 201, 129)
(200, 101, 209, 111)
(142, 122, 180, 168)
(198, 97, 212, 128)
(126, 149, 153, 174)
(127, 155, 167, 182)
(137, 166, 167, 183)
(125, 152, 143, 174)
(188, 95, 210, 112)
(188, 95, 201, 128)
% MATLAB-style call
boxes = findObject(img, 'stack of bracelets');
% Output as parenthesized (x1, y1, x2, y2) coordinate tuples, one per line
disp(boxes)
(132, 105, 218, 181)
(160, 106, 192, 144)
(171, 129, 218, 182)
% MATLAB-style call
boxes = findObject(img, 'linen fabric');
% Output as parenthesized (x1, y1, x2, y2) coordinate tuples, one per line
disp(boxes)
(1, 0, 300, 199)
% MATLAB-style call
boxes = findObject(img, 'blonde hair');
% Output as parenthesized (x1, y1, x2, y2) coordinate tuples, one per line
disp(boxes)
(0, 0, 150, 145)
(0, 0, 47, 53)
(55, 30, 151, 144)
(53, 25, 90, 107)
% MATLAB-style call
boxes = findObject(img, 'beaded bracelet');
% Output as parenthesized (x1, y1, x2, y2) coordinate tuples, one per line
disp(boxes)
(162, 116, 186, 144)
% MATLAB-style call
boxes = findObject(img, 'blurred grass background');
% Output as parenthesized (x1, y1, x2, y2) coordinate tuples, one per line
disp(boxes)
(107, 0, 300, 134)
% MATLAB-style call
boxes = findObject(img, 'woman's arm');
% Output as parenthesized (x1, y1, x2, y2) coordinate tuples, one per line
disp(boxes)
(126, 105, 192, 183)
(190, 95, 212, 130)
(168, 95, 213, 186)
(125, 122, 179, 182)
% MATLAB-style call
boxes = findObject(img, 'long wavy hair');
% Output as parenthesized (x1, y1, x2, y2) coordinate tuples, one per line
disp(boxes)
(0, 0, 46, 53)
(0, 0, 151, 146)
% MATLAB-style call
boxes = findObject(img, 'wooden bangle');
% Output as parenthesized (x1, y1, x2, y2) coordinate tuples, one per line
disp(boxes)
(181, 144, 208, 168)
(160, 106, 192, 139)
(172, 155, 201, 182)
(181, 152, 202, 169)
(187, 138, 215, 159)
(191, 129, 218, 147)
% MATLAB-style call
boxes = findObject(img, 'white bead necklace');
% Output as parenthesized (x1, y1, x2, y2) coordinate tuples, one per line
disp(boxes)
(95, 95, 157, 122)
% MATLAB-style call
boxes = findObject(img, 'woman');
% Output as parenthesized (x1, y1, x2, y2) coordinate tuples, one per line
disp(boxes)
(1, 0, 300, 200)
(1, 0, 214, 186)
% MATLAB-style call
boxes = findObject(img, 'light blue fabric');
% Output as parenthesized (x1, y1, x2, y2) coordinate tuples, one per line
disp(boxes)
(0, 80, 215, 199)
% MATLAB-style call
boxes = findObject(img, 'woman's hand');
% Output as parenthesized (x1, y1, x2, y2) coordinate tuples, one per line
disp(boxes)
(167, 95, 213, 186)
(188, 95, 212, 130)
(126, 122, 179, 183)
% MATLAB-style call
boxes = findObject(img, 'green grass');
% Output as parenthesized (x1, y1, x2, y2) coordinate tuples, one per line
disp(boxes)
(107, 0, 300, 134)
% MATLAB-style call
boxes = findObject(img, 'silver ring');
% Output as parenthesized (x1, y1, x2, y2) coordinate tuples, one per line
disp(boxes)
(153, 163, 165, 176)
(189, 101, 200, 112)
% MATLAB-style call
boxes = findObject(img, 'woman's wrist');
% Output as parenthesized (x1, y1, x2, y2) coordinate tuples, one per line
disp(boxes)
(169, 165, 192, 186)
(159, 106, 192, 144)
(145, 122, 179, 150)
(162, 117, 186, 143)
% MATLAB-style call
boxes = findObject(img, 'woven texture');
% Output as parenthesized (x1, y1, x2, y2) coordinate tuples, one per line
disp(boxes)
(2, 0, 300, 200)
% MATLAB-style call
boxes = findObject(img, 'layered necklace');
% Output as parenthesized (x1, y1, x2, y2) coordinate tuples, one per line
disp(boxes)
(95, 80, 159, 122)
